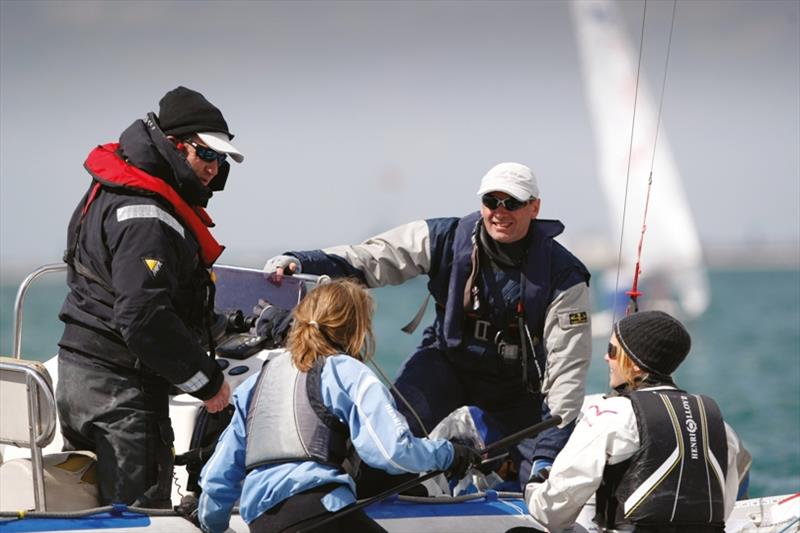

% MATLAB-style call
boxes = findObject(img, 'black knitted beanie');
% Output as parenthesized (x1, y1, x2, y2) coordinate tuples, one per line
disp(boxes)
(157, 86, 232, 139)
(613, 311, 691, 377)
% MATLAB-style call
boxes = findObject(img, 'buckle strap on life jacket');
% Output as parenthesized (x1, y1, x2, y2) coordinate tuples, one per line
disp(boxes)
(463, 311, 544, 392)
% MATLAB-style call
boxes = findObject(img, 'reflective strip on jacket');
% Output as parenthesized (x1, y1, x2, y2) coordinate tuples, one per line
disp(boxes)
(58, 145, 224, 399)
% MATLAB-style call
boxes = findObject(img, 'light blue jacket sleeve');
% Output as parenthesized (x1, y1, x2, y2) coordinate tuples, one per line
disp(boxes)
(322, 355, 454, 474)
(197, 374, 257, 533)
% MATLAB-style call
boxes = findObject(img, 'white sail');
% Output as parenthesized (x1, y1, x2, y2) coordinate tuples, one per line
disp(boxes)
(570, 0, 709, 318)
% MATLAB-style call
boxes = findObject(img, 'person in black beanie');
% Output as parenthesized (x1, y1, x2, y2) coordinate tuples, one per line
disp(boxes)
(525, 311, 751, 532)
(57, 86, 244, 507)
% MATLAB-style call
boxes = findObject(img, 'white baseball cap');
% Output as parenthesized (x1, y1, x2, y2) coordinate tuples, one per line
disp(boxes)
(196, 131, 244, 163)
(476, 162, 539, 201)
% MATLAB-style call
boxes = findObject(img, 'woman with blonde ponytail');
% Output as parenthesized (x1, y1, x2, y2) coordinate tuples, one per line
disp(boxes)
(287, 278, 375, 372)
(198, 279, 479, 533)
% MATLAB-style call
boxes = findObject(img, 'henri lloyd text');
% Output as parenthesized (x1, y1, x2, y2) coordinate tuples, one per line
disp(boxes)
(681, 395, 699, 460)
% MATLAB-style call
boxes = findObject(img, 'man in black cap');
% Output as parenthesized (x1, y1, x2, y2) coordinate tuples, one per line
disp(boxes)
(525, 311, 749, 532)
(57, 86, 244, 507)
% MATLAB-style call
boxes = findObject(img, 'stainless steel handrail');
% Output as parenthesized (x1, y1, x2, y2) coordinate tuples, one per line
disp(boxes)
(215, 264, 331, 285)
(0, 359, 57, 447)
(12, 263, 67, 359)
(12, 262, 328, 358)
(0, 358, 58, 510)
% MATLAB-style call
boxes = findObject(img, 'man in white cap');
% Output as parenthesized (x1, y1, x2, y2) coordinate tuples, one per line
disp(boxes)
(57, 86, 244, 507)
(264, 162, 592, 489)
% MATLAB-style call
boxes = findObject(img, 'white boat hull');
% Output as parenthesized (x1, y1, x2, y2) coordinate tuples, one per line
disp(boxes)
(1, 492, 797, 532)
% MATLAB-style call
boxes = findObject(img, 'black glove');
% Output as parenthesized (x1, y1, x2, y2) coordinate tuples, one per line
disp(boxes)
(253, 299, 293, 347)
(446, 441, 481, 480)
(176, 494, 202, 530)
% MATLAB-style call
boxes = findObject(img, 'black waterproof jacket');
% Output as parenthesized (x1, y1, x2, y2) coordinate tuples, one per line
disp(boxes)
(58, 118, 224, 400)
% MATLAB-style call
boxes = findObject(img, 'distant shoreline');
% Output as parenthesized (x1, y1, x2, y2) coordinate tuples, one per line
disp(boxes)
(1, 240, 798, 281)
(557, 239, 799, 272)
(701, 242, 800, 270)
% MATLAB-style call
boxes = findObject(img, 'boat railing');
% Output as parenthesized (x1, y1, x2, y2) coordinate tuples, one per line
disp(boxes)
(12, 263, 67, 360)
(2, 262, 64, 512)
(11, 263, 330, 360)
(0, 357, 58, 511)
(5, 262, 329, 512)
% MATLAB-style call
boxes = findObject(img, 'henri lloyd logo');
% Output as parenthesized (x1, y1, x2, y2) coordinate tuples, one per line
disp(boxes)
(681, 395, 699, 460)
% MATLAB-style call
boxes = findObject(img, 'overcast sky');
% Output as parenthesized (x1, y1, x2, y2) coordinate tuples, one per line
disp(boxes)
(1, 0, 798, 274)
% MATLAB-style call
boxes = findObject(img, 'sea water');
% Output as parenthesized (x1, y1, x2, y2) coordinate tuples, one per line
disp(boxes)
(1, 269, 798, 497)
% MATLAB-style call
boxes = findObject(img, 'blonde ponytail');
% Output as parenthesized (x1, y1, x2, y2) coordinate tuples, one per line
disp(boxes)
(287, 279, 376, 372)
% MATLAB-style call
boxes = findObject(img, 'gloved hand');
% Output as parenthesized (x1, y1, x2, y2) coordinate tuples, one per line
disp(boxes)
(253, 299, 293, 346)
(446, 441, 482, 480)
(529, 457, 554, 483)
(176, 494, 202, 530)
(263, 255, 302, 278)
(253, 298, 274, 323)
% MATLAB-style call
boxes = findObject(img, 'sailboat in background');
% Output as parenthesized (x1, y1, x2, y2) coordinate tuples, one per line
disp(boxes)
(570, 0, 710, 334)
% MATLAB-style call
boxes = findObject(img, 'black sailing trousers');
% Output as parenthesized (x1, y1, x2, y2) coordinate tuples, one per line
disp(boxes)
(56, 349, 174, 508)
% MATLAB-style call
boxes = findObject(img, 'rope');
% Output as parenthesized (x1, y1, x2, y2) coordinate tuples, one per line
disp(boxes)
(369, 359, 430, 438)
(0, 505, 180, 519)
(650, 0, 678, 175)
(0, 504, 243, 520)
(396, 490, 524, 504)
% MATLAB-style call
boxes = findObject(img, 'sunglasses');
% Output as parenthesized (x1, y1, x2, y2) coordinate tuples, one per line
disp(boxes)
(481, 194, 531, 212)
(607, 343, 619, 359)
(185, 140, 227, 164)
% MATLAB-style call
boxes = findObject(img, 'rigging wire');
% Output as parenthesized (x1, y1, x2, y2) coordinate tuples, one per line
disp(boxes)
(650, 0, 678, 175)
(611, 0, 649, 325)
(612, 0, 679, 322)
(625, 0, 679, 317)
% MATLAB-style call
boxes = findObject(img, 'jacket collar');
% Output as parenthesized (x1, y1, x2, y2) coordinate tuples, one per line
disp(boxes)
(118, 114, 214, 207)
(84, 143, 224, 266)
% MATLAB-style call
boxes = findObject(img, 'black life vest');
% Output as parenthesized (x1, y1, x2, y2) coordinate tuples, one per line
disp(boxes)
(596, 388, 728, 531)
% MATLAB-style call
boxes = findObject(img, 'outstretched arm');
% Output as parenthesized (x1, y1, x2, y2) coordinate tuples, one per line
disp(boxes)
(723, 422, 746, 517)
(269, 218, 459, 288)
(323, 355, 454, 474)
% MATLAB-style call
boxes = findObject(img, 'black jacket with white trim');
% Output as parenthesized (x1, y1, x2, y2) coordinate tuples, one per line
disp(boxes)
(58, 119, 224, 400)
